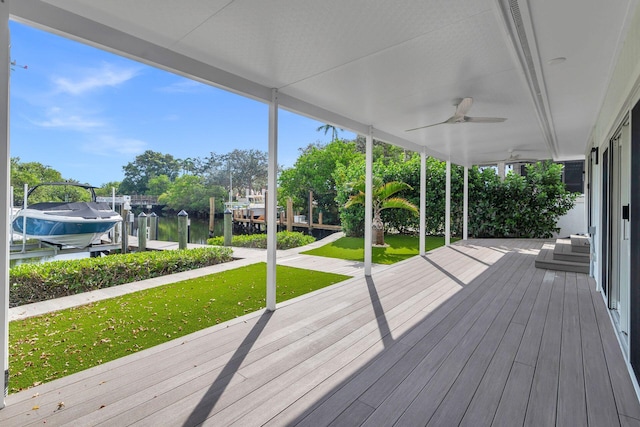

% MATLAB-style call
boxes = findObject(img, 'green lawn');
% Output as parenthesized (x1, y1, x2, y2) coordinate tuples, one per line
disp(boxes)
(302, 234, 456, 264)
(8, 263, 350, 393)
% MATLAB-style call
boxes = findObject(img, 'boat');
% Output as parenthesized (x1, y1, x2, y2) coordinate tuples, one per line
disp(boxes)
(12, 182, 122, 248)
(225, 190, 266, 220)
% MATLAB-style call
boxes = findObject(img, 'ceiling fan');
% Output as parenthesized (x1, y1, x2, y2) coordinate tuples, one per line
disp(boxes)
(405, 97, 507, 131)
(482, 149, 539, 164)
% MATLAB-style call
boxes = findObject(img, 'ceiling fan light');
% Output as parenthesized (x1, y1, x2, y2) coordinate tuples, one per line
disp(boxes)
(548, 57, 567, 65)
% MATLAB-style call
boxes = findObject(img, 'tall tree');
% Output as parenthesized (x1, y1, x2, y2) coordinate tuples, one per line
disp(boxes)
(119, 150, 182, 195)
(279, 140, 361, 224)
(203, 149, 268, 195)
(94, 181, 122, 197)
(316, 124, 343, 141)
(11, 157, 66, 205)
(158, 174, 226, 215)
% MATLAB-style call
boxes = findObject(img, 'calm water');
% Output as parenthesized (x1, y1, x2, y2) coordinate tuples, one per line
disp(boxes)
(154, 215, 223, 244)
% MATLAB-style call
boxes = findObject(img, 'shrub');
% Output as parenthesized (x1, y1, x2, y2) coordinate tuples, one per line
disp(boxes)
(207, 231, 315, 249)
(9, 246, 233, 307)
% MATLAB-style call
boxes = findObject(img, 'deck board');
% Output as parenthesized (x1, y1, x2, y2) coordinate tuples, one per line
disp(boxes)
(1, 239, 638, 426)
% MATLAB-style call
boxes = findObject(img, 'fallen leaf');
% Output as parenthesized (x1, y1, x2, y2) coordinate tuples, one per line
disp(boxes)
(57, 402, 65, 410)
(32, 405, 40, 410)
(32, 393, 39, 398)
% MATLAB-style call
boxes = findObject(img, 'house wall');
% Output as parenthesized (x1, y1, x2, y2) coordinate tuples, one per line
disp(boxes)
(586, 2, 640, 391)
(553, 195, 585, 238)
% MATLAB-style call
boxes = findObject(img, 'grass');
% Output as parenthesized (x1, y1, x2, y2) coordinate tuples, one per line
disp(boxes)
(301, 234, 457, 264)
(8, 263, 350, 393)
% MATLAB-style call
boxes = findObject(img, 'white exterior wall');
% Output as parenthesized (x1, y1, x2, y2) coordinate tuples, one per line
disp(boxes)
(553, 195, 586, 238)
(588, 4, 640, 288)
(585, 2, 640, 396)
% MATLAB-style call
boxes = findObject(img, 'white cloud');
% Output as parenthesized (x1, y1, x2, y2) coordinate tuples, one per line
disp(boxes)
(32, 107, 105, 131)
(158, 79, 204, 93)
(81, 135, 148, 157)
(52, 63, 140, 95)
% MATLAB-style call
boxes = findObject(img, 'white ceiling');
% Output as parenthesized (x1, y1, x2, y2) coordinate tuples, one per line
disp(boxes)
(10, 0, 638, 166)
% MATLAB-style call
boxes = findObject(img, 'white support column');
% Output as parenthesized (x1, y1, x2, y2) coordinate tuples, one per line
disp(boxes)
(266, 89, 278, 311)
(445, 160, 451, 246)
(364, 127, 373, 276)
(419, 149, 426, 256)
(0, 3, 9, 405)
(463, 166, 468, 240)
(497, 161, 506, 181)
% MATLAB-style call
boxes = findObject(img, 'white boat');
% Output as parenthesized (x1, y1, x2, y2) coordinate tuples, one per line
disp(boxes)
(226, 191, 265, 220)
(12, 182, 122, 248)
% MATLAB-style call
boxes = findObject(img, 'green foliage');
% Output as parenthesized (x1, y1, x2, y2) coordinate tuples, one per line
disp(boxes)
(203, 149, 269, 194)
(147, 174, 172, 196)
(119, 150, 182, 195)
(207, 231, 315, 250)
(279, 140, 361, 225)
(335, 155, 575, 239)
(468, 162, 577, 238)
(158, 174, 226, 215)
(9, 263, 350, 392)
(11, 158, 68, 205)
(93, 181, 121, 197)
(334, 156, 366, 236)
(316, 124, 343, 141)
(9, 247, 233, 307)
(344, 176, 418, 215)
(301, 234, 453, 264)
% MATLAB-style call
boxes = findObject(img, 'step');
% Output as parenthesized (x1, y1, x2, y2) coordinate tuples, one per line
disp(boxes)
(535, 243, 590, 274)
(570, 234, 591, 254)
(553, 239, 590, 263)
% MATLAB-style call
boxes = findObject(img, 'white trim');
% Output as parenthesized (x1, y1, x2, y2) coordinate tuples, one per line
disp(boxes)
(463, 166, 468, 240)
(266, 89, 278, 311)
(445, 160, 451, 246)
(419, 149, 426, 255)
(364, 128, 373, 276)
(0, 1, 10, 405)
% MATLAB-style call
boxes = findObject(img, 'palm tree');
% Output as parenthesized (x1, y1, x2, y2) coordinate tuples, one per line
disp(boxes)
(345, 176, 418, 245)
(316, 124, 343, 141)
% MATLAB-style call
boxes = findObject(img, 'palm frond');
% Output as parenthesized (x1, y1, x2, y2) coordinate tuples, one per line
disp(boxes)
(345, 192, 365, 208)
(380, 197, 418, 214)
(376, 181, 412, 200)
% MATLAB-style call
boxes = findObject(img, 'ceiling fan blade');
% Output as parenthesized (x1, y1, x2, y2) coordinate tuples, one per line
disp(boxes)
(465, 116, 507, 123)
(405, 120, 448, 132)
(454, 97, 473, 118)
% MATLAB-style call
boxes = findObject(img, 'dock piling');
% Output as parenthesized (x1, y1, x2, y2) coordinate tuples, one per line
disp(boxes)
(148, 212, 158, 240)
(138, 212, 147, 251)
(177, 210, 188, 250)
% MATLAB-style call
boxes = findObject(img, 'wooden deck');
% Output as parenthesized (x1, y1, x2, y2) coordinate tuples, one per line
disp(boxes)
(1, 239, 639, 426)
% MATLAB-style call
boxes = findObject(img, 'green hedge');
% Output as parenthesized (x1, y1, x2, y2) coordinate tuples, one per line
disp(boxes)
(207, 231, 315, 250)
(9, 246, 233, 307)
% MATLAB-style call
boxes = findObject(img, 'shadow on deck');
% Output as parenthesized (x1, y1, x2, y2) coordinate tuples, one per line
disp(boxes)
(1, 239, 638, 426)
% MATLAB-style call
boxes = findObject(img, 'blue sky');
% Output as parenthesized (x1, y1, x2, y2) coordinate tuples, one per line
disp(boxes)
(9, 21, 355, 186)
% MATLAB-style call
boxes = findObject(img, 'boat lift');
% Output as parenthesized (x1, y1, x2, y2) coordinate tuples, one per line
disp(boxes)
(9, 184, 122, 261)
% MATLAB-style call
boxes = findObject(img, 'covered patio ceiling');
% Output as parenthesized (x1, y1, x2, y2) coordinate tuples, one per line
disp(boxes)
(9, 0, 638, 166)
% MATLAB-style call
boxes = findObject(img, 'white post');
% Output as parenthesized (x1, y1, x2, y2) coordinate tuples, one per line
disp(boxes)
(21, 183, 26, 253)
(8, 186, 12, 246)
(0, 3, 10, 404)
(111, 186, 116, 211)
(364, 127, 373, 276)
(266, 88, 278, 311)
(497, 161, 506, 181)
(445, 160, 451, 246)
(463, 166, 468, 240)
(419, 149, 426, 256)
